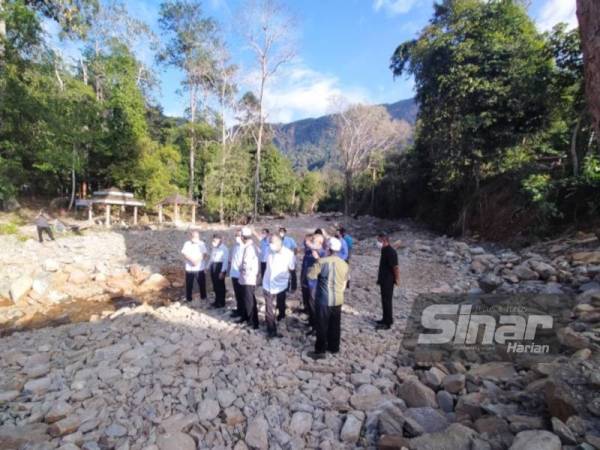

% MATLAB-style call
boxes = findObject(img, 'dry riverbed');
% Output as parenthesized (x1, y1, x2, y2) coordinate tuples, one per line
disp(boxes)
(0, 214, 599, 449)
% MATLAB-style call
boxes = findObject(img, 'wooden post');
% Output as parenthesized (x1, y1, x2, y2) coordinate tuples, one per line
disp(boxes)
(174, 202, 179, 223)
(88, 205, 93, 222)
(105, 204, 111, 227)
(133, 206, 138, 225)
(191, 204, 196, 224)
(158, 204, 163, 224)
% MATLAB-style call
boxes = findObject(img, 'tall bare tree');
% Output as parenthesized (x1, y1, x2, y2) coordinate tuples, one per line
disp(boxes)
(332, 101, 411, 216)
(577, 0, 600, 138)
(159, 0, 218, 198)
(239, 0, 295, 220)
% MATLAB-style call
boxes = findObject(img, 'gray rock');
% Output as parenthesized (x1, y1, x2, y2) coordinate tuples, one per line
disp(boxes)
(340, 412, 364, 444)
(156, 432, 196, 450)
(398, 378, 438, 408)
(105, 423, 127, 438)
(437, 390, 454, 413)
(442, 374, 465, 394)
(289, 411, 312, 436)
(198, 399, 220, 421)
(509, 430, 561, 450)
(478, 273, 503, 293)
(410, 423, 478, 450)
(405, 407, 449, 433)
(349, 384, 383, 411)
(217, 389, 237, 408)
(245, 417, 269, 450)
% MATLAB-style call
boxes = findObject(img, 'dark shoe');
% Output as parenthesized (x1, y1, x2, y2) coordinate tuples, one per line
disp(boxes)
(375, 319, 385, 324)
(209, 302, 219, 308)
(307, 351, 326, 360)
(376, 323, 391, 330)
(305, 328, 316, 336)
(327, 349, 339, 354)
(277, 314, 285, 321)
(231, 310, 240, 317)
(267, 331, 281, 339)
(251, 323, 259, 330)
(235, 317, 247, 324)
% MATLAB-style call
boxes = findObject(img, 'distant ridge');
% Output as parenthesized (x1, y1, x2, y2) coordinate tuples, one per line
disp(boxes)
(272, 98, 418, 170)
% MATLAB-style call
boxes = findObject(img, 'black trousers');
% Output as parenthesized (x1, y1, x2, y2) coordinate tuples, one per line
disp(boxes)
(380, 282, 394, 325)
(232, 277, 245, 316)
(288, 269, 297, 292)
(242, 284, 259, 327)
(37, 226, 54, 242)
(264, 291, 286, 334)
(260, 262, 267, 279)
(210, 263, 226, 306)
(315, 303, 342, 354)
(185, 270, 207, 301)
(302, 285, 315, 327)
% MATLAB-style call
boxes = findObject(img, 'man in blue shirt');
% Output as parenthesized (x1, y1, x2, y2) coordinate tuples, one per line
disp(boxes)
(338, 227, 354, 262)
(279, 227, 298, 292)
(256, 228, 270, 279)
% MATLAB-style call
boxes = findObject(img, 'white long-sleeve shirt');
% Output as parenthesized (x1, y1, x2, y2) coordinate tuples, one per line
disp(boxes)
(239, 242, 259, 286)
(262, 247, 295, 294)
(229, 243, 243, 279)
(209, 243, 229, 273)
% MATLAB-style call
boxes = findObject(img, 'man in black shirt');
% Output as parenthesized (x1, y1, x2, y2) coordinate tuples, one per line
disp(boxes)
(376, 233, 400, 330)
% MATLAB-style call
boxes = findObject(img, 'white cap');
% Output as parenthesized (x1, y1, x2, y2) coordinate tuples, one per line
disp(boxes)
(328, 237, 342, 252)
(241, 227, 252, 238)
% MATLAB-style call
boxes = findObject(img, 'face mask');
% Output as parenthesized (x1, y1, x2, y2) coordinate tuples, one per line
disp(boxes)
(212, 240, 220, 248)
(269, 243, 280, 252)
(236, 236, 243, 245)
(376, 241, 383, 249)
(279, 232, 285, 238)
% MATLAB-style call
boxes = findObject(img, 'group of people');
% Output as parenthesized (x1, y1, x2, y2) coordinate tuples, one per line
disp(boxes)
(181, 225, 400, 360)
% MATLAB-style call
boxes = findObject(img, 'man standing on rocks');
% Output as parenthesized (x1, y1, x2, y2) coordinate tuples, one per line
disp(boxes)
(35, 209, 55, 243)
(376, 233, 400, 330)
(279, 227, 298, 292)
(238, 227, 260, 329)
(181, 230, 208, 303)
(262, 234, 295, 338)
(301, 230, 326, 333)
(307, 237, 349, 359)
(209, 234, 229, 308)
(229, 230, 245, 318)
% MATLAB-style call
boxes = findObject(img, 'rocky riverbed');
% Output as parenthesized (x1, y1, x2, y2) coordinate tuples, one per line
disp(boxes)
(0, 214, 599, 449)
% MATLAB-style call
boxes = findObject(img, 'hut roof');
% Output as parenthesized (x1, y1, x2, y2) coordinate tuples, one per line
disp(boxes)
(159, 193, 197, 206)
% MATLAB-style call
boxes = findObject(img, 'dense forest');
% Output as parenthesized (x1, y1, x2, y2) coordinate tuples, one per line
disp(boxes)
(1, 0, 599, 239)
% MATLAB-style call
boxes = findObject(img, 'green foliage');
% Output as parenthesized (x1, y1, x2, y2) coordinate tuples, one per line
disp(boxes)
(258, 144, 296, 214)
(297, 172, 324, 213)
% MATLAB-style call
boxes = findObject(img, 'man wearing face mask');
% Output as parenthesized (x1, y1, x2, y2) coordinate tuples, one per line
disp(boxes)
(279, 227, 298, 292)
(209, 234, 229, 308)
(181, 230, 208, 303)
(300, 230, 326, 333)
(229, 230, 245, 318)
(262, 235, 295, 338)
(238, 227, 260, 329)
(376, 234, 400, 330)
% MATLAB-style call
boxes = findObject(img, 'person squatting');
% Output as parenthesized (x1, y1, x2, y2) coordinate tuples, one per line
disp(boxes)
(181, 226, 400, 360)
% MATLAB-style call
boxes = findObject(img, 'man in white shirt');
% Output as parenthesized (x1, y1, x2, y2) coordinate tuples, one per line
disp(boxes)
(209, 234, 229, 308)
(279, 227, 298, 292)
(229, 230, 245, 318)
(238, 226, 259, 328)
(181, 230, 208, 302)
(263, 234, 295, 338)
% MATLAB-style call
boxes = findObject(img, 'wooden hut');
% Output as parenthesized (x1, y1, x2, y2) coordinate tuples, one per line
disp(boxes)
(76, 188, 145, 226)
(158, 193, 198, 224)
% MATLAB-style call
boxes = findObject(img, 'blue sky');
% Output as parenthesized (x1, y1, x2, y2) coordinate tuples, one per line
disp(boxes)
(51, 0, 577, 123)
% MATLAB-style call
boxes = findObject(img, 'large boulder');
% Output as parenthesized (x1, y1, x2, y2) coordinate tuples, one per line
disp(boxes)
(139, 273, 170, 292)
(9, 275, 33, 302)
(571, 251, 600, 265)
(409, 423, 479, 450)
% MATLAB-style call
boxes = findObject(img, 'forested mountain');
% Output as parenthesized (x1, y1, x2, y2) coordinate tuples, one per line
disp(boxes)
(272, 98, 417, 170)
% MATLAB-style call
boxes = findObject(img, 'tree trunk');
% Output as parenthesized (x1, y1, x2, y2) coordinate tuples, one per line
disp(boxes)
(571, 116, 581, 176)
(370, 166, 376, 215)
(189, 88, 196, 199)
(0, 0, 6, 59)
(577, 0, 600, 138)
(344, 170, 352, 217)
(253, 69, 266, 221)
(219, 100, 227, 224)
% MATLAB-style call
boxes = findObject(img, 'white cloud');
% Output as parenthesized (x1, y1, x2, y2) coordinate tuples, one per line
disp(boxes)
(373, 0, 421, 16)
(536, 0, 577, 31)
(248, 62, 371, 123)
